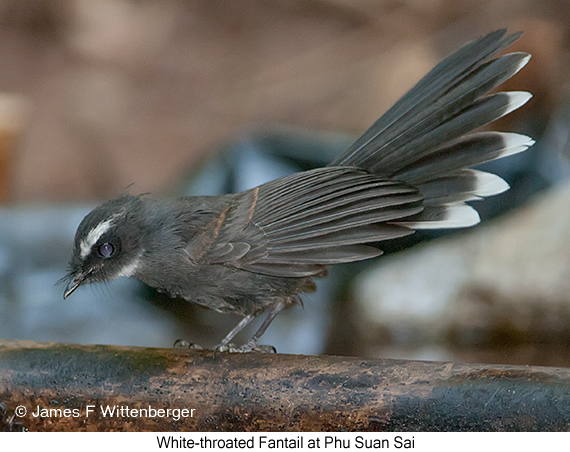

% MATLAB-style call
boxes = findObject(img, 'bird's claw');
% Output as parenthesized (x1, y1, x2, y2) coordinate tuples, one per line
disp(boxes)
(173, 339, 204, 350)
(214, 342, 276, 355)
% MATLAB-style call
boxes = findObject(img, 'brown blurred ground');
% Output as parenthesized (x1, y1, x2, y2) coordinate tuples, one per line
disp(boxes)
(0, 0, 567, 202)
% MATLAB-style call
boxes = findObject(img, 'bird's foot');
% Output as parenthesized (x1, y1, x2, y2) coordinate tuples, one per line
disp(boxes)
(173, 339, 204, 350)
(214, 341, 276, 355)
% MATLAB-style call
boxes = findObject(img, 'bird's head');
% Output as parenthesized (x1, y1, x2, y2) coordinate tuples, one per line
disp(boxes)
(62, 194, 146, 299)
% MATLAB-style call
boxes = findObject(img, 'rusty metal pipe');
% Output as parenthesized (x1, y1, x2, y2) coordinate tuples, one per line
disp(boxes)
(0, 340, 568, 431)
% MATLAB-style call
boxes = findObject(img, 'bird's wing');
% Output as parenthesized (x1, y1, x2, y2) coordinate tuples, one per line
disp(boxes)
(197, 166, 423, 277)
(192, 30, 535, 278)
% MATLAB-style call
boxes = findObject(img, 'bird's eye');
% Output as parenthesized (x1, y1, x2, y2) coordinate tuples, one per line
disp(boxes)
(98, 242, 115, 258)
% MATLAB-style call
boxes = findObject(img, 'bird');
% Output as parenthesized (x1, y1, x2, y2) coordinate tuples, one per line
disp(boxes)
(63, 29, 534, 353)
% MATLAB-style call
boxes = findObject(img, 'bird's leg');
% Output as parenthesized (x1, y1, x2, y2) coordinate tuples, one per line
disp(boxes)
(216, 300, 285, 353)
(215, 314, 256, 351)
(238, 307, 281, 353)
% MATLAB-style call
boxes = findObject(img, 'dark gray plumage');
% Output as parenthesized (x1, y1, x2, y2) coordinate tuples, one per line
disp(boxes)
(63, 30, 534, 352)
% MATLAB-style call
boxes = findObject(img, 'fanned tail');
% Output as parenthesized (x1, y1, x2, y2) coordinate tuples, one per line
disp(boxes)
(331, 29, 534, 229)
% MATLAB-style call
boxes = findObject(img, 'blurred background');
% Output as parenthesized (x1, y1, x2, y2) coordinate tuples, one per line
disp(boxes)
(0, 0, 570, 366)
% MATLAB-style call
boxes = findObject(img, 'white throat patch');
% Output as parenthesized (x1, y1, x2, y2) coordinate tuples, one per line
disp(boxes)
(115, 250, 143, 278)
(80, 215, 118, 259)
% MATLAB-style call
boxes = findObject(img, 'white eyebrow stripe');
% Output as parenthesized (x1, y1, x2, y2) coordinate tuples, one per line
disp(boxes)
(79, 217, 115, 259)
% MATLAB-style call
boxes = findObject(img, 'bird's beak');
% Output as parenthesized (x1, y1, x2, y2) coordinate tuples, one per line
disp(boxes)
(63, 269, 92, 299)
